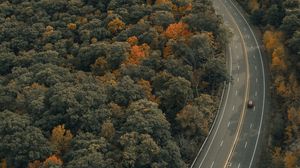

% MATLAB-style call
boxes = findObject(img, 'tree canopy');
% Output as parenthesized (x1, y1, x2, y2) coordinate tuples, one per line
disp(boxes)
(0, 0, 228, 167)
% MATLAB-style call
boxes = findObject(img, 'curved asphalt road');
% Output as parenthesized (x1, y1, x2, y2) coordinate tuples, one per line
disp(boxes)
(190, 0, 270, 168)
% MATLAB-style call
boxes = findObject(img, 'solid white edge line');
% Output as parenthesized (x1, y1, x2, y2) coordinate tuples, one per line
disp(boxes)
(210, 161, 215, 168)
(195, 46, 233, 168)
(189, 82, 227, 168)
(228, 1, 266, 168)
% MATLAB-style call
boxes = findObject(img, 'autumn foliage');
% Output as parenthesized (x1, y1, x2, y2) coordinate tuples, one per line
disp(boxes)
(1, 159, 6, 168)
(27, 161, 41, 168)
(138, 80, 156, 102)
(67, 23, 77, 30)
(43, 155, 63, 168)
(101, 120, 115, 140)
(126, 44, 150, 65)
(165, 22, 191, 39)
(263, 30, 287, 71)
(127, 36, 138, 46)
(50, 125, 73, 155)
(108, 18, 125, 33)
(155, 0, 172, 5)
(248, 0, 259, 12)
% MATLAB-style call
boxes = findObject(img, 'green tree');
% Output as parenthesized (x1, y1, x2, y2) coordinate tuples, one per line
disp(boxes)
(264, 4, 285, 27)
(111, 76, 145, 106)
(0, 110, 51, 167)
(158, 76, 193, 122)
(122, 99, 172, 144)
(280, 14, 300, 37)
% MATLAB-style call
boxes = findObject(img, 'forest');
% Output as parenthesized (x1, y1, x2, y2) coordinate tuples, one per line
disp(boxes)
(236, 0, 300, 167)
(0, 0, 229, 167)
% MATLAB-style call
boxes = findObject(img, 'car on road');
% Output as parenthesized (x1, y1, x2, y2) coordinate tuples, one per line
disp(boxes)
(247, 100, 254, 108)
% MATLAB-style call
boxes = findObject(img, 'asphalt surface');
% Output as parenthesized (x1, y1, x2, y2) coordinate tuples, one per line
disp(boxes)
(190, 0, 269, 168)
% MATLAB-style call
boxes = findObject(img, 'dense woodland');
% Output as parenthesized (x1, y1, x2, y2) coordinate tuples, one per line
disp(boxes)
(236, 0, 300, 167)
(0, 0, 229, 167)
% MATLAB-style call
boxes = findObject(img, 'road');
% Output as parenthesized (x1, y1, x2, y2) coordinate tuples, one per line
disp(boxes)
(190, 0, 270, 168)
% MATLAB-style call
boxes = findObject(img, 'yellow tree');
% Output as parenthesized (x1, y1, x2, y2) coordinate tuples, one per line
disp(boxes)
(138, 80, 156, 101)
(284, 151, 297, 168)
(263, 30, 284, 59)
(155, 0, 172, 5)
(43, 25, 54, 37)
(248, 0, 259, 12)
(1, 159, 6, 168)
(101, 120, 115, 140)
(50, 125, 73, 155)
(271, 46, 287, 71)
(108, 18, 125, 34)
(274, 75, 290, 98)
(67, 23, 77, 30)
(27, 161, 41, 168)
(127, 36, 138, 46)
(42, 155, 63, 168)
(272, 147, 283, 167)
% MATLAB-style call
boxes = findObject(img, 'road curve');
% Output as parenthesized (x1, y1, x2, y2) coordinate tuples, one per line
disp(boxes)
(190, 0, 270, 168)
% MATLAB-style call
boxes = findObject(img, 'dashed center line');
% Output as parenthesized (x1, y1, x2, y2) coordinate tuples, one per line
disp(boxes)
(237, 65, 240, 70)
(256, 78, 258, 83)
(255, 91, 257, 96)
(235, 90, 238, 95)
(220, 140, 224, 147)
(232, 105, 235, 111)
(237, 77, 240, 82)
(245, 141, 248, 148)
(250, 123, 253, 129)
(254, 106, 256, 111)
(255, 66, 257, 70)
(227, 121, 231, 127)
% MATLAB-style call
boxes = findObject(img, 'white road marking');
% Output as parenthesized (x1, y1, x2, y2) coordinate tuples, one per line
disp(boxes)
(250, 123, 253, 129)
(256, 78, 258, 83)
(196, 45, 233, 168)
(232, 105, 235, 111)
(210, 161, 214, 168)
(224, 5, 267, 166)
(254, 106, 256, 111)
(245, 141, 248, 148)
(253, 55, 256, 59)
(255, 66, 257, 70)
(237, 65, 240, 70)
(238, 163, 241, 168)
(237, 77, 239, 82)
(255, 91, 257, 96)
(235, 90, 238, 95)
(220, 140, 224, 147)
(227, 121, 231, 127)
(235, 45, 237, 49)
